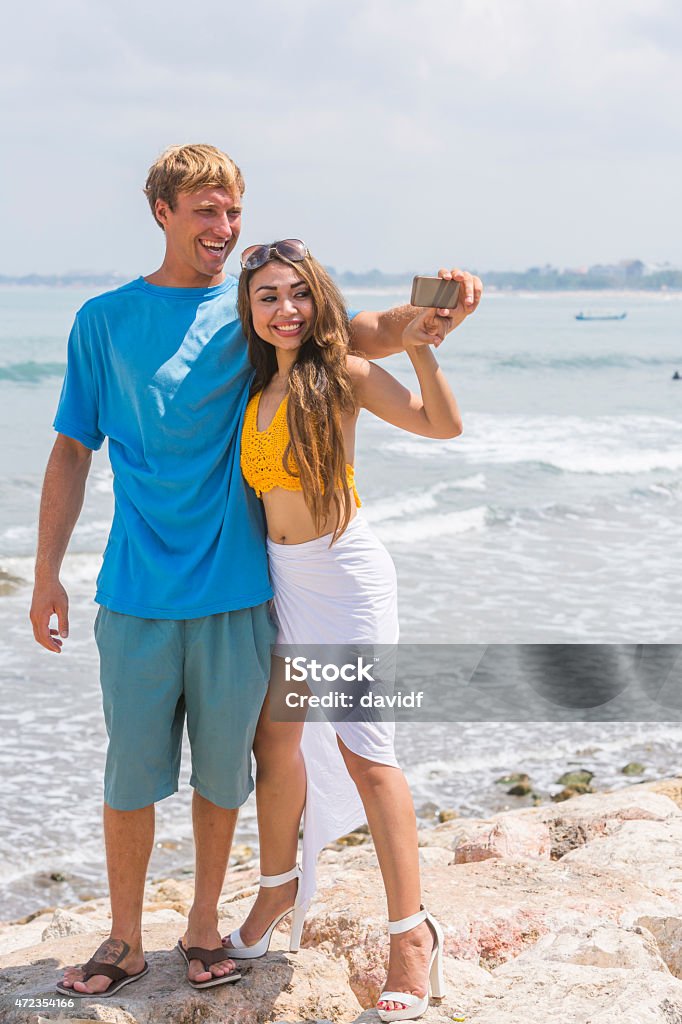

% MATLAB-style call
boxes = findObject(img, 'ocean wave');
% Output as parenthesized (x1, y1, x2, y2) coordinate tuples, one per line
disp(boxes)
(91, 467, 113, 494)
(376, 505, 488, 544)
(0, 518, 109, 558)
(640, 480, 682, 500)
(555, 451, 682, 474)
(363, 477, 487, 526)
(450, 473, 487, 490)
(0, 569, 23, 596)
(5, 351, 671, 381)
(385, 414, 682, 476)
(363, 483, 449, 524)
(0, 834, 108, 889)
(0, 361, 65, 383)
(0, 552, 102, 589)
(496, 353, 676, 371)
(0, 524, 35, 544)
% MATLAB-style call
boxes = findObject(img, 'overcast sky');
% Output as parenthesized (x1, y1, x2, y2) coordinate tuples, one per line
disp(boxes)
(1, 0, 680, 275)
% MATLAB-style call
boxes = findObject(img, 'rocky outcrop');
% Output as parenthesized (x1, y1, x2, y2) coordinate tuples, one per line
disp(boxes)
(2, 782, 682, 1022)
(452, 818, 551, 863)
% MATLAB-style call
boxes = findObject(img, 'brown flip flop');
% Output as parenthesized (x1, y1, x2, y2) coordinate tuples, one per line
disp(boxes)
(56, 958, 149, 998)
(176, 939, 241, 989)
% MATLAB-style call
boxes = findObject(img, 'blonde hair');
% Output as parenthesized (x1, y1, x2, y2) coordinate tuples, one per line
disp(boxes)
(144, 144, 245, 229)
(238, 252, 357, 544)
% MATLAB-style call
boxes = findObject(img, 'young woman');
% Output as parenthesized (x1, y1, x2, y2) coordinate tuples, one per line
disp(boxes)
(225, 239, 463, 1022)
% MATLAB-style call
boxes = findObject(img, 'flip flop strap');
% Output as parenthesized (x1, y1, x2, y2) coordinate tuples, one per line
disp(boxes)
(185, 946, 234, 969)
(82, 959, 127, 983)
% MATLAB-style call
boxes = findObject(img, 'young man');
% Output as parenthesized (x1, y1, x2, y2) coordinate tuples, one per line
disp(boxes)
(29, 143, 482, 996)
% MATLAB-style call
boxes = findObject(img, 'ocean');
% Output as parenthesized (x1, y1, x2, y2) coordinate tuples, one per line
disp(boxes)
(1, 285, 681, 921)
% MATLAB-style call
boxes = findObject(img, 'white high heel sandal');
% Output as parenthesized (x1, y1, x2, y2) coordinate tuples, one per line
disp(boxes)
(225, 865, 307, 959)
(377, 907, 445, 1023)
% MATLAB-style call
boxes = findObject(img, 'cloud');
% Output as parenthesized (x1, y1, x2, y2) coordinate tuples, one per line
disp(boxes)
(0, 0, 680, 272)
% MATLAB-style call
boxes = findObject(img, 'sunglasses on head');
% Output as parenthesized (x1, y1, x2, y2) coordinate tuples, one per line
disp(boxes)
(240, 238, 309, 271)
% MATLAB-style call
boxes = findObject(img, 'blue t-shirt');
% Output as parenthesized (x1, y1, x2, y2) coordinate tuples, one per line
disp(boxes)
(54, 275, 272, 618)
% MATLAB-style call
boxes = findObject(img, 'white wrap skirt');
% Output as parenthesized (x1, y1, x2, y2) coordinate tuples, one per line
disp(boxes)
(267, 513, 400, 907)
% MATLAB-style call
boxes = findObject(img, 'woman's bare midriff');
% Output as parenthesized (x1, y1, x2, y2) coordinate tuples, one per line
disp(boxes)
(262, 487, 358, 545)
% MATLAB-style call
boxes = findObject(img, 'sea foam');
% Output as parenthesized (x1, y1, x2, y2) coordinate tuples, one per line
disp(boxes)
(375, 505, 489, 544)
(385, 414, 682, 476)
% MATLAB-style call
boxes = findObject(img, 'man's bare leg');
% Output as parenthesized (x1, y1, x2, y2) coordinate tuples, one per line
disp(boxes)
(60, 803, 153, 995)
(181, 792, 238, 983)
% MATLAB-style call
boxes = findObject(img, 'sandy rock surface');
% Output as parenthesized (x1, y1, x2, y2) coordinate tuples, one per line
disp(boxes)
(3, 781, 682, 1022)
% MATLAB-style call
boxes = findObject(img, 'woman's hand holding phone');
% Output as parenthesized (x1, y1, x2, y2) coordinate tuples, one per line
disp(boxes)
(403, 308, 453, 349)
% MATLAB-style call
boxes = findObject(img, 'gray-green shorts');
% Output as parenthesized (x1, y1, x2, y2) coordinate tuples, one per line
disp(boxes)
(94, 603, 277, 811)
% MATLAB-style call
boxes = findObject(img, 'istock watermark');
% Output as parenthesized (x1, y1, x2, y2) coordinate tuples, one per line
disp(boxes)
(280, 649, 424, 712)
(268, 644, 682, 723)
(284, 655, 377, 684)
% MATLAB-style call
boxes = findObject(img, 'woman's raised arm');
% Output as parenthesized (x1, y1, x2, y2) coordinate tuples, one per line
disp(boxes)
(348, 310, 463, 440)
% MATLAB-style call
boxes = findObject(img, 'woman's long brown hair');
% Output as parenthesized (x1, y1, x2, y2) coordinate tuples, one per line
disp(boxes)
(238, 252, 357, 543)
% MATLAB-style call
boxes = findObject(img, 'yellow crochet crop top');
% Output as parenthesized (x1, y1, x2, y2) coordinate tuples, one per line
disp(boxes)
(241, 390, 361, 507)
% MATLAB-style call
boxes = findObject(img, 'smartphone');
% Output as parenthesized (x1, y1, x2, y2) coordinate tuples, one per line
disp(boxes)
(411, 276, 461, 309)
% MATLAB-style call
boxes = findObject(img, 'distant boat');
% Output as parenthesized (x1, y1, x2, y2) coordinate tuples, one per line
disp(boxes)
(575, 311, 627, 321)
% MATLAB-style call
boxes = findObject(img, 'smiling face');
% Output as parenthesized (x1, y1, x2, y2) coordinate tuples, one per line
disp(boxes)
(248, 261, 315, 350)
(154, 186, 242, 287)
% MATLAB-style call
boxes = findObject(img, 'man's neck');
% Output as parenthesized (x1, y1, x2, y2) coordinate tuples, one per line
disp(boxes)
(144, 261, 226, 289)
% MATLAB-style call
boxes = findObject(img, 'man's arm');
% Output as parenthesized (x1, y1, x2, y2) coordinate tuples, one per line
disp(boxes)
(30, 434, 93, 653)
(349, 267, 483, 359)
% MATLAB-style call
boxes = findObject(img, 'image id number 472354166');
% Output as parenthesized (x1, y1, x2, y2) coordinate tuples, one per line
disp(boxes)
(15, 998, 76, 1008)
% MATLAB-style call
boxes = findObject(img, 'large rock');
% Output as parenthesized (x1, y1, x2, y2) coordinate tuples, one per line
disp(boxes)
(507, 923, 670, 972)
(281, 844, 674, 979)
(561, 818, 682, 898)
(453, 818, 551, 864)
(464, 788, 680, 860)
(41, 909, 90, 941)
(419, 788, 680, 861)
(636, 916, 682, 978)
(0, 925, 361, 1024)
(486, 961, 682, 1024)
(632, 777, 682, 809)
(3, 782, 682, 1023)
(0, 898, 188, 960)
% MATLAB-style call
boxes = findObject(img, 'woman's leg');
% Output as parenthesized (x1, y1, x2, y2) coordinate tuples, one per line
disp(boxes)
(225, 658, 305, 946)
(337, 739, 434, 1011)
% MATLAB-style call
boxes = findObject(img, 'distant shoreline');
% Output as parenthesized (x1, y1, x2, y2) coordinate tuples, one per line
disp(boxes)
(1, 278, 681, 297)
(1, 264, 681, 294)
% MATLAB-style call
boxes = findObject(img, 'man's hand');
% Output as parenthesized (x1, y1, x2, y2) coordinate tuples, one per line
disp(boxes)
(30, 577, 69, 653)
(427, 267, 483, 348)
(349, 267, 483, 359)
(29, 433, 92, 653)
